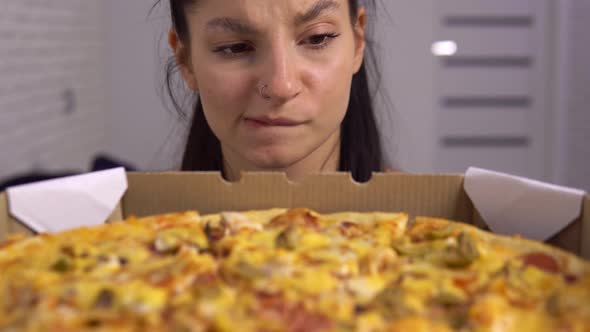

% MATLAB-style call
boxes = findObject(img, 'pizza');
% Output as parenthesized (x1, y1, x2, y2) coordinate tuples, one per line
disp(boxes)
(0, 208, 589, 332)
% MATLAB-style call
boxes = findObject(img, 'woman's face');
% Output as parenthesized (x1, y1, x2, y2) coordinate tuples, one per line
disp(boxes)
(176, 0, 366, 169)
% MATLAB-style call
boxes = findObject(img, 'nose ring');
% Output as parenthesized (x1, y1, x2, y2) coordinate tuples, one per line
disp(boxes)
(259, 84, 271, 100)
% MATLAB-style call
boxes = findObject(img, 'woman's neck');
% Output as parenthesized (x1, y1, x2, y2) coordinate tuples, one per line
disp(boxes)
(222, 131, 341, 182)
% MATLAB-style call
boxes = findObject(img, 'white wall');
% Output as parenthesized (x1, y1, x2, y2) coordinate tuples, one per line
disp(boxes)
(565, 0, 590, 191)
(0, 1, 109, 179)
(374, 1, 437, 173)
(106, 0, 181, 171)
(431, 0, 553, 180)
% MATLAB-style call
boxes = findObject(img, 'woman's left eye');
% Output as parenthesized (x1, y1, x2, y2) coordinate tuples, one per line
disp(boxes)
(212, 43, 254, 58)
(302, 33, 340, 49)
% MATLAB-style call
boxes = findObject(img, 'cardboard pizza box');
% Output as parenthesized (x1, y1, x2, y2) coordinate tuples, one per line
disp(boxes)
(0, 168, 588, 259)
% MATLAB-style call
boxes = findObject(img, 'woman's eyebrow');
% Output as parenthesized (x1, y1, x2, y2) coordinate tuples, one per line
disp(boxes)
(206, 17, 258, 34)
(205, 0, 340, 34)
(295, 0, 341, 25)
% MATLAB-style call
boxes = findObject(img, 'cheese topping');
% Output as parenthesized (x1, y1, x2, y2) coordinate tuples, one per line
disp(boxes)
(0, 210, 588, 331)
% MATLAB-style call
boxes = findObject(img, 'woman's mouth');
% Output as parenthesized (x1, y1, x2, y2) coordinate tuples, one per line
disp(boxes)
(244, 117, 304, 128)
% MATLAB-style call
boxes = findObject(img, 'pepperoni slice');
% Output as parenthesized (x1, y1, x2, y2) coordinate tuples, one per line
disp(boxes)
(257, 294, 332, 332)
(453, 273, 478, 291)
(564, 274, 579, 284)
(287, 305, 332, 332)
(521, 252, 561, 274)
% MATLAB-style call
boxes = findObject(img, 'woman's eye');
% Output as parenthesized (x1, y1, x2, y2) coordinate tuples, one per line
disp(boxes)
(213, 43, 254, 57)
(303, 33, 340, 49)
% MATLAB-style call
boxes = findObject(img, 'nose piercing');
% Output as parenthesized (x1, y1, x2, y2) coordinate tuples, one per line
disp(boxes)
(259, 84, 271, 100)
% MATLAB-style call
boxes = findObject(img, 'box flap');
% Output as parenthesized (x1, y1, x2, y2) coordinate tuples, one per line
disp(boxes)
(0, 191, 125, 240)
(5, 168, 127, 233)
(465, 167, 586, 241)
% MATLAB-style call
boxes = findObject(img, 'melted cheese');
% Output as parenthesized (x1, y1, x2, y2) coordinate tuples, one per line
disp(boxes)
(0, 209, 589, 332)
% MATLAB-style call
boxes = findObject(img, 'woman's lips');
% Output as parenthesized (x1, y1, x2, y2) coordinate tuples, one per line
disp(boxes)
(244, 117, 304, 128)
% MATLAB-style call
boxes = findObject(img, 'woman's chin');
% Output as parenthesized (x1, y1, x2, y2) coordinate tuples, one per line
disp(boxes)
(245, 148, 304, 171)
(249, 157, 294, 170)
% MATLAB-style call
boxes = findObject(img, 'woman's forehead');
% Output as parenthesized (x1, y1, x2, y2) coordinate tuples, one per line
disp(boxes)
(190, 0, 350, 28)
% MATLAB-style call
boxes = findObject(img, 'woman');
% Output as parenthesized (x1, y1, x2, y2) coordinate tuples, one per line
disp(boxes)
(162, 0, 388, 182)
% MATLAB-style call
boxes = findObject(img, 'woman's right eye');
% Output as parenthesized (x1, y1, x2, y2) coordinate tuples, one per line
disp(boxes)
(212, 43, 254, 58)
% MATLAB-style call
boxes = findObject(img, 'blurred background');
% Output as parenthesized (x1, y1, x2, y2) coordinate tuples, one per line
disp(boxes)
(0, 0, 588, 192)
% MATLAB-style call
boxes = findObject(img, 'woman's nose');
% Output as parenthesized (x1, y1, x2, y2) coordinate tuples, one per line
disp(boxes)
(260, 45, 302, 103)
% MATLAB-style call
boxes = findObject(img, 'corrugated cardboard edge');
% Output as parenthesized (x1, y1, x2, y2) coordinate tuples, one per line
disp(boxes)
(0, 172, 588, 260)
(123, 172, 292, 217)
(122, 172, 587, 259)
(106, 203, 124, 224)
(291, 173, 474, 222)
(0, 192, 35, 237)
(123, 172, 473, 222)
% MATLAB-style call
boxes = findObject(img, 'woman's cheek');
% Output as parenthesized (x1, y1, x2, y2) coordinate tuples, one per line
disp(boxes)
(309, 58, 352, 120)
(200, 69, 253, 116)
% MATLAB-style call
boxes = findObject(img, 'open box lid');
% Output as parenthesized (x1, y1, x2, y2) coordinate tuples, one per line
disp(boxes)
(1, 168, 589, 259)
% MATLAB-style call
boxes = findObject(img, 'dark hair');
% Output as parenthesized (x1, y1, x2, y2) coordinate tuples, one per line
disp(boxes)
(160, 0, 384, 182)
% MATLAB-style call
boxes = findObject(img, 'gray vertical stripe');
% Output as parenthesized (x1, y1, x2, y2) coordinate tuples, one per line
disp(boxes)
(444, 15, 534, 27)
(442, 56, 532, 68)
(443, 96, 531, 108)
(441, 136, 530, 148)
